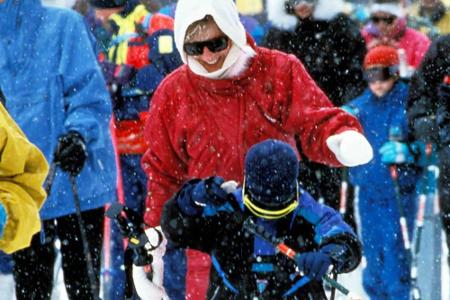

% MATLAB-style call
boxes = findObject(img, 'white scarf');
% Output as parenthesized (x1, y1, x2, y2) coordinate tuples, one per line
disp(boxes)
(174, 0, 256, 79)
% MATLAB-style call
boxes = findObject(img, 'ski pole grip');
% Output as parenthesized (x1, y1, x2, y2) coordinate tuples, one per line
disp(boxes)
(277, 243, 296, 259)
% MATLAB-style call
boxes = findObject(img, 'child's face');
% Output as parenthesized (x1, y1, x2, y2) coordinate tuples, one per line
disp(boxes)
(369, 78, 396, 97)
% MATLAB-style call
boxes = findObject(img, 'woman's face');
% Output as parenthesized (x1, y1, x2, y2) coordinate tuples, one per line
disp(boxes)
(184, 20, 232, 73)
(293, 3, 314, 20)
(371, 12, 398, 37)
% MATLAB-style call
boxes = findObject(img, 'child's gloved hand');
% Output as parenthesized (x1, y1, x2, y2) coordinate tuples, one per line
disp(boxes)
(177, 176, 229, 215)
(295, 251, 332, 281)
(379, 141, 415, 164)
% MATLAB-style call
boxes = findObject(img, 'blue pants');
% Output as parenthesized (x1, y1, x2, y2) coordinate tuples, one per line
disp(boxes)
(107, 154, 147, 300)
(359, 187, 416, 300)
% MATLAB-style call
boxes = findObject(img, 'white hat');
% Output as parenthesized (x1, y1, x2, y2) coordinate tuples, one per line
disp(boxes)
(174, 0, 255, 65)
(370, 0, 405, 17)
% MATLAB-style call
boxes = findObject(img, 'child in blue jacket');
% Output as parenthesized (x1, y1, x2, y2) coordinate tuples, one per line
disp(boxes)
(157, 139, 361, 300)
(343, 45, 421, 300)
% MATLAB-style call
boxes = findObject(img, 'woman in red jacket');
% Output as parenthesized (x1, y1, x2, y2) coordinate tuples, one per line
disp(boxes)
(135, 0, 373, 299)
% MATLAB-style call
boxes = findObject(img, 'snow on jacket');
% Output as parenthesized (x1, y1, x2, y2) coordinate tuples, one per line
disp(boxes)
(362, 22, 431, 69)
(0, 0, 116, 220)
(264, 0, 367, 106)
(0, 103, 49, 254)
(162, 182, 361, 299)
(142, 40, 363, 228)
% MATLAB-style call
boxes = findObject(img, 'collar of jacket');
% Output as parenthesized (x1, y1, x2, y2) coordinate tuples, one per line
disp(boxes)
(0, 0, 43, 37)
(185, 35, 263, 94)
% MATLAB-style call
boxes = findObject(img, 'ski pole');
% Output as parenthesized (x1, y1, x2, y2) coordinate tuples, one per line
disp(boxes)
(410, 143, 433, 300)
(69, 175, 100, 300)
(339, 168, 348, 216)
(389, 165, 412, 258)
(410, 191, 425, 300)
(43, 161, 58, 196)
(243, 218, 362, 300)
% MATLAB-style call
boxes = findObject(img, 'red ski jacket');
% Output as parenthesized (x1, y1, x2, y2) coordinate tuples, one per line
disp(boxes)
(126, 12, 174, 69)
(142, 44, 363, 227)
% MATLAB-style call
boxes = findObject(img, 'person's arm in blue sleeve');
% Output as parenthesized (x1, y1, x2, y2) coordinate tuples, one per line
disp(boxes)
(58, 13, 112, 150)
(297, 191, 362, 273)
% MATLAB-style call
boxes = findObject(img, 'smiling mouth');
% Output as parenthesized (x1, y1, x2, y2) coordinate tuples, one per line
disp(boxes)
(204, 58, 220, 65)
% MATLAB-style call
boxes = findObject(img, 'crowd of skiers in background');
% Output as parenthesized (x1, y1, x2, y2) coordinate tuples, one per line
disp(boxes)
(0, 0, 449, 299)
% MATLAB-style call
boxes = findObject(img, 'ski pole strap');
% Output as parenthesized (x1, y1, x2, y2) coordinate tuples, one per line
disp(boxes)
(211, 253, 239, 294)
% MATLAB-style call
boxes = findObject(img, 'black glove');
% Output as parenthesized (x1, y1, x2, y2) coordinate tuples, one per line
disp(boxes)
(55, 131, 87, 176)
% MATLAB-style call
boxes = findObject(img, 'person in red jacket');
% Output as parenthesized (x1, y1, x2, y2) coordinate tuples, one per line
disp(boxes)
(135, 0, 373, 299)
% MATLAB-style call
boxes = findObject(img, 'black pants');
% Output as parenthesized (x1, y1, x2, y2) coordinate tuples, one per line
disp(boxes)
(12, 207, 104, 300)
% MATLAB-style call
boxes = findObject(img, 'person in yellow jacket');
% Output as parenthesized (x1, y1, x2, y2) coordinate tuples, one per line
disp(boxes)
(409, 0, 450, 37)
(0, 102, 48, 254)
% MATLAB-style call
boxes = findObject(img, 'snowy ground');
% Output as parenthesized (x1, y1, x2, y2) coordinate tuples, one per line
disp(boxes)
(0, 236, 448, 300)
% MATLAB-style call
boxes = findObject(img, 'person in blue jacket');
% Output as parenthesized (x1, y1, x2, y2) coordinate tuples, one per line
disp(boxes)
(342, 45, 422, 300)
(0, 0, 116, 299)
(156, 139, 361, 300)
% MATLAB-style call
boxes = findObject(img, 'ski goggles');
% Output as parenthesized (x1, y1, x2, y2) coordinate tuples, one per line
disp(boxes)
(242, 179, 299, 220)
(364, 66, 399, 83)
(370, 15, 396, 25)
(183, 36, 229, 56)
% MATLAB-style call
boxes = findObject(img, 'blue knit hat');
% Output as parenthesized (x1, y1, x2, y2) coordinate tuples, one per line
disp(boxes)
(244, 139, 299, 212)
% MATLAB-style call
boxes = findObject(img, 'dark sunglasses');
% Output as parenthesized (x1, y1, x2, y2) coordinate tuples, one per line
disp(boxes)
(371, 15, 396, 25)
(364, 67, 398, 83)
(183, 36, 229, 56)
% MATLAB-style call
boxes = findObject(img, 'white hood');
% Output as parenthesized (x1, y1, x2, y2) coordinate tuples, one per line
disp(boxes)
(267, 0, 346, 31)
(369, 3, 405, 18)
(174, 0, 256, 78)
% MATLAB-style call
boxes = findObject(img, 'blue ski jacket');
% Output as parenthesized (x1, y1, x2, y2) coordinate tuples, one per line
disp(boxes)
(162, 179, 361, 299)
(0, 0, 116, 220)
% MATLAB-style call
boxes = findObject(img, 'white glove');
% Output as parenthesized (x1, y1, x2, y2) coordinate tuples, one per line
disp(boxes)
(326, 131, 373, 167)
(132, 226, 169, 300)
